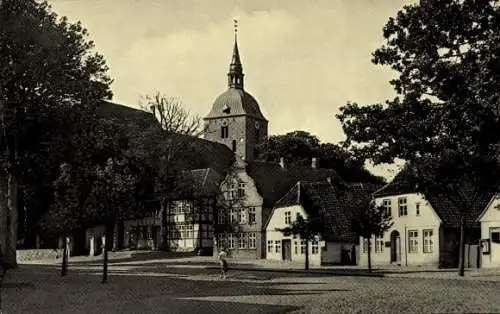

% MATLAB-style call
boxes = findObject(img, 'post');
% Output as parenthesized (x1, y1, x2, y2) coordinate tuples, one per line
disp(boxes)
(61, 236, 68, 277)
(367, 238, 372, 273)
(89, 235, 95, 256)
(305, 239, 310, 270)
(458, 214, 466, 277)
(102, 234, 108, 283)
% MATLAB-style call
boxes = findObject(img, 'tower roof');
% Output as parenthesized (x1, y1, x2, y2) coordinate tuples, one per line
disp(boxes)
(229, 37, 242, 73)
(204, 88, 267, 120)
(204, 20, 267, 121)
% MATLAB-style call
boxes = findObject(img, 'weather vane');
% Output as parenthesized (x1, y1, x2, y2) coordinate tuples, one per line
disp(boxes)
(233, 18, 238, 37)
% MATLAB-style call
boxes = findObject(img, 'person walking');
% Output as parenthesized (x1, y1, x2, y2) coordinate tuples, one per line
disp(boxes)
(218, 248, 228, 279)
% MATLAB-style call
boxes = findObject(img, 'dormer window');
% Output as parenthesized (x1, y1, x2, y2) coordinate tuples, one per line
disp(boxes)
(222, 104, 231, 114)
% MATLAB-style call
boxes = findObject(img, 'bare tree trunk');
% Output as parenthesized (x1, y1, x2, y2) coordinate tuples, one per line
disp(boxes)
(305, 239, 310, 271)
(367, 239, 372, 273)
(458, 214, 466, 277)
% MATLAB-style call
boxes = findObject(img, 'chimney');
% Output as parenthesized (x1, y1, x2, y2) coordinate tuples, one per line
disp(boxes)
(311, 157, 318, 169)
(279, 157, 285, 168)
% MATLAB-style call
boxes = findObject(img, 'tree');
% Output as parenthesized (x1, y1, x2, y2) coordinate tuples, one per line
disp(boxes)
(86, 157, 139, 283)
(278, 215, 324, 270)
(132, 92, 206, 251)
(351, 201, 393, 273)
(337, 0, 500, 276)
(255, 131, 384, 183)
(0, 0, 112, 269)
(38, 163, 94, 276)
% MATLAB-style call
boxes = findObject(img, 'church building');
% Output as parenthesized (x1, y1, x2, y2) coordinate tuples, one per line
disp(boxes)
(203, 28, 268, 162)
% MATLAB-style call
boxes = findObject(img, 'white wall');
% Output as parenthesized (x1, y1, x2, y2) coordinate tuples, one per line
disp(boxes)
(265, 205, 323, 266)
(359, 193, 442, 267)
(479, 195, 500, 268)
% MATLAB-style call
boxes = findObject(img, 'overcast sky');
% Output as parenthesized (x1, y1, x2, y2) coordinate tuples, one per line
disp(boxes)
(48, 0, 413, 179)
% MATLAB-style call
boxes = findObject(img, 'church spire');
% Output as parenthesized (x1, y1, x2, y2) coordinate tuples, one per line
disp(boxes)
(228, 19, 244, 89)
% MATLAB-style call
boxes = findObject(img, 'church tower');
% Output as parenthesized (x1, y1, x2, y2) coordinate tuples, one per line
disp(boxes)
(204, 21, 268, 162)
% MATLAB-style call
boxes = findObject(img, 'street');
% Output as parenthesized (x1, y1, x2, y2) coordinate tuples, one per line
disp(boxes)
(2, 261, 500, 314)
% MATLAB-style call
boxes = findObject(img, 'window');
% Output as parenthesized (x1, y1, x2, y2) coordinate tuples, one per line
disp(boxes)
(232, 140, 236, 152)
(229, 208, 238, 224)
(362, 238, 370, 253)
(423, 230, 433, 253)
(225, 183, 237, 200)
(254, 128, 260, 142)
(383, 199, 391, 216)
(300, 240, 307, 254)
(296, 213, 302, 221)
(294, 241, 298, 254)
(285, 211, 292, 224)
(239, 208, 247, 224)
(248, 207, 256, 224)
(267, 241, 274, 253)
(375, 236, 384, 253)
(238, 183, 246, 198)
(228, 233, 235, 249)
(248, 233, 256, 249)
(275, 240, 281, 253)
(492, 232, 500, 244)
(398, 197, 408, 216)
(311, 240, 319, 254)
(416, 203, 421, 216)
(239, 233, 248, 249)
(217, 210, 226, 224)
(408, 230, 419, 253)
(221, 126, 229, 138)
(217, 234, 224, 248)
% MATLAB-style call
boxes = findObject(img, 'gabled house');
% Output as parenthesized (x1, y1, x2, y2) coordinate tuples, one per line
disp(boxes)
(477, 194, 500, 268)
(264, 181, 381, 266)
(214, 157, 337, 259)
(361, 166, 492, 268)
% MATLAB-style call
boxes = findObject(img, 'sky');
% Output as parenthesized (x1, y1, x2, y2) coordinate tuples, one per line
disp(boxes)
(48, 0, 413, 179)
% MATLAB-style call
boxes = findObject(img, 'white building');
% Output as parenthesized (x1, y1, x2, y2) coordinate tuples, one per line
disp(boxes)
(265, 181, 380, 266)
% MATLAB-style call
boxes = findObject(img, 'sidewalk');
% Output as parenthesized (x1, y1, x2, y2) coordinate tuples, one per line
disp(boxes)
(18, 251, 500, 281)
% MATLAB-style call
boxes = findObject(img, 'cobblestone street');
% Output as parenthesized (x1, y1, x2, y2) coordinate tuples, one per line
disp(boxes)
(2, 260, 500, 313)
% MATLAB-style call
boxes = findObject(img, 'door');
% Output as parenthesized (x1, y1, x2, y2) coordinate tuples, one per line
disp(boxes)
(282, 239, 292, 261)
(390, 230, 401, 264)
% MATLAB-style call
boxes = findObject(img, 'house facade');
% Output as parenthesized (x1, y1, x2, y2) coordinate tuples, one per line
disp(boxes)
(86, 168, 224, 256)
(265, 201, 324, 266)
(361, 192, 442, 267)
(214, 158, 265, 259)
(359, 166, 489, 268)
(477, 194, 500, 268)
(265, 181, 380, 266)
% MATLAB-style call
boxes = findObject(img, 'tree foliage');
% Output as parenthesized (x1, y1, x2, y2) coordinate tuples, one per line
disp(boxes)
(0, 0, 113, 251)
(255, 131, 383, 183)
(337, 0, 500, 276)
